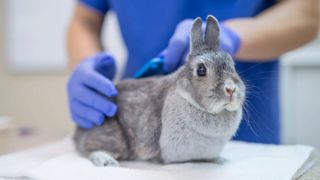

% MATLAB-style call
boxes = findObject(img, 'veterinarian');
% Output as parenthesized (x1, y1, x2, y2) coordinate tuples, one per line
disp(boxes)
(67, 0, 319, 144)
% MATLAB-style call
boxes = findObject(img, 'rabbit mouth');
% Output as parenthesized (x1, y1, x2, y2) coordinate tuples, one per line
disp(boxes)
(224, 102, 240, 111)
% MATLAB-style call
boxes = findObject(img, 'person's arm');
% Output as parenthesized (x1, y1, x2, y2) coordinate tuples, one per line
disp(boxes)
(66, 3, 118, 129)
(225, 0, 319, 61)
(67, 4, 105, 68)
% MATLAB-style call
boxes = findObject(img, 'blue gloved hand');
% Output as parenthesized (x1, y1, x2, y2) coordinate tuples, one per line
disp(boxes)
(162, 18, 241, 73)
(67, 52, 118, 129)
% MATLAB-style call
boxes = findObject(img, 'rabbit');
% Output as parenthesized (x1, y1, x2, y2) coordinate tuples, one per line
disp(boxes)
(73, 15, 246, 166)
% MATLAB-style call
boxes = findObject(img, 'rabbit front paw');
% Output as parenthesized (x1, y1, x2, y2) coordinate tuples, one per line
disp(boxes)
(89, 151, 120, 167)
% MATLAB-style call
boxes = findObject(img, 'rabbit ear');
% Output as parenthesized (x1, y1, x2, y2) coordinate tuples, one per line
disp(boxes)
(190, 17, 203, 53)
(204, 15, 220, 51)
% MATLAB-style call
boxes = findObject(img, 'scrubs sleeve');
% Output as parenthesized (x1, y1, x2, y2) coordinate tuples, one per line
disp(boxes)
(78, 0, 110, 15)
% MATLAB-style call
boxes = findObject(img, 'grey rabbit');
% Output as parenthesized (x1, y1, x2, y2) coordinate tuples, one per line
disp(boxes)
(74, 15, 246, 166)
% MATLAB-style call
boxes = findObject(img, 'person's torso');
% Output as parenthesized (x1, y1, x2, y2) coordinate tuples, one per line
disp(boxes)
(106, 0, 275, 77)
(107, 0, 280, 144)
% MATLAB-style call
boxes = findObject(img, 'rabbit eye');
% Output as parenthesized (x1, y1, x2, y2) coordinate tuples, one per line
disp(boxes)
(197, 63, 206, 77)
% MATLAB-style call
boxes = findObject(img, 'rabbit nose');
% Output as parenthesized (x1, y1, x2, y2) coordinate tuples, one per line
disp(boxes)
(224, 79, 236, 97)
(225, 87, 235, 96)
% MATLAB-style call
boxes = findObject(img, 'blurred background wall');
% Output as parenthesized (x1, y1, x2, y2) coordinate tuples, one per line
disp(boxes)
(0, 1, 319, 147)
(0, 0, 126, 132)
(0, 0, 72, 131)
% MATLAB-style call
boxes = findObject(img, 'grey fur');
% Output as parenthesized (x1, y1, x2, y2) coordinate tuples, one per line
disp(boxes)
(73, 15, 246, 166)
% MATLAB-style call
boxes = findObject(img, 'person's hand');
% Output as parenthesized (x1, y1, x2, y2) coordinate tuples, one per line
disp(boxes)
(162, 18, 241, 73)
(67, 52, 118, 129)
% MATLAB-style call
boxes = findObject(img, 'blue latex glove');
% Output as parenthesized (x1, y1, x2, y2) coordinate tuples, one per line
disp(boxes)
(67, 52, 118, 129)
(162, 18, 241, 73)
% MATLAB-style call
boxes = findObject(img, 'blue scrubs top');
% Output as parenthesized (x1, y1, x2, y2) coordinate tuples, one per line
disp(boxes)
(79, 0, 280, 144)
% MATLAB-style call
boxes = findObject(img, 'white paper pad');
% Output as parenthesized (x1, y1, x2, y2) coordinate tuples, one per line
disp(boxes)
(0, 138, 317, 180)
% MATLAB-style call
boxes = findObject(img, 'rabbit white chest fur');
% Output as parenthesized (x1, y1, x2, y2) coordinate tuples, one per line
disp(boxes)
(160, 88, 242, 163)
